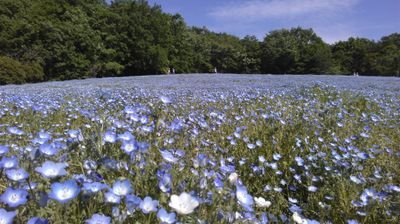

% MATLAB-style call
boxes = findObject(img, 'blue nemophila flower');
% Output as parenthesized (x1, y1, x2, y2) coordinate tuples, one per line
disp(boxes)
(121, 140, 138, 154)
(5, 168, 29, 181)
(0, 156, 18, 169)
(32, 132, 51, 145)
(273, 153, 281, 161)
(0, 188, 28, 207)
(7, 126, 24, 135)
(140, 115, 149, 124)
(170, 118, 184, 132)
(49, 180, 80, 204)
(0, 208, 16, 224)
(35, 161, 68, 179)
(158, 172, 172, 193)
(160, 96, 172, 104)
(82, 182, 107, 194)
(83, 160, 97, 170)
(86, 213, 111, 224)
(0, 145, 8, 155)
(38, 131, 51, 140)
(247, 143, 256, 149)
(27, 217, 49, 224)
(384, 184, 400, 192)
(141, 125, 154, 133)
(236, 185, 254, 211)
(308, 186, 318, 192)
(139, 196, 159, 214)
(67, 129, 81, 139)
(214, 177, 224, 190)
(357, 152, 369, 160)
(295, 157, 304, 166)
(118, 131, 135, 142)
(104, 131, 116, 143)
(160, 149, 178, 164)
(126, 194, 142, 209)
(157, 208, 176, 224)
(112, 180, 132, 196)
(350, 175, 364, 184)
(39, 143, 59, 156)
(104, 191, 121, 204)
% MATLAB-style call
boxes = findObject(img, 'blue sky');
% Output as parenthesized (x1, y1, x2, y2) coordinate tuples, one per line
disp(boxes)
(147, 0, 399, 43)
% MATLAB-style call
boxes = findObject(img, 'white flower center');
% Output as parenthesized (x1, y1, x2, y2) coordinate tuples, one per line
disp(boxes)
(59, 187, 72, 199)
(46, 168, 57, 176)
(10, 193, 20, 202)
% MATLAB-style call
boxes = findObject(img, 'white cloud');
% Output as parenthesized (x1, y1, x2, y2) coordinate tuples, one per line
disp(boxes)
(210, 0, 359, 21)
(207, 0, 361, 43)
(314, 24, 356, 44)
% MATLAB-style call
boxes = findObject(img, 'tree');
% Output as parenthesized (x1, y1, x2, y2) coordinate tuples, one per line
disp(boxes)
(375, 33, 400, 76)
(260, 27, 331, 74)
(0, 0, 398, 85)
(331, 37, 377, 75)
(240, 35, 261, 73)
(0, 55, 44, 84)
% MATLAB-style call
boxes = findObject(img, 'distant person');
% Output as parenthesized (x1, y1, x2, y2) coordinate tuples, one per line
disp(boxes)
(172, 68, 175, 74)
(214, 67, 217, 74)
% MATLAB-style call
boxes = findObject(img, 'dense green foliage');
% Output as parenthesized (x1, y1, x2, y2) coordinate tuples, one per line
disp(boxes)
(0, 0, 398, 84)
(261, 28, 332, 74)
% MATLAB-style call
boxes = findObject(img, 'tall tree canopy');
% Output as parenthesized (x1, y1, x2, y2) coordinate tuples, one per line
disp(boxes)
(260, 27, 332, 74)
(0, 0, 398, 85)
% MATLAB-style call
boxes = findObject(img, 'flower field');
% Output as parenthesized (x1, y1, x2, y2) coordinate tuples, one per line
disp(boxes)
(0, 74, 399, 223)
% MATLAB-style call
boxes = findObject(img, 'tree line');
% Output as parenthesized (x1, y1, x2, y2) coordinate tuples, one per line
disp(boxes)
(0, 0, 399, 85)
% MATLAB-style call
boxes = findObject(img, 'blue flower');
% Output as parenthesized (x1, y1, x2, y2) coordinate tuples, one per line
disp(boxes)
(7, 126, 24, 135)
(160, 149, 178, 164)
(118, 131, 135, 142)
(27, 217, 49, 224)
(169, 118, 183, 132)
(5, 168, 29, 182)
(49, 180, 80, 204)
(104, 191, 121, 204)
(308, 186, 318, 192)
(0, 188, 28, 207)
(104, 131, 116, 143)
(160, 96, 172, 104)
(273, 153, 282, 161)
(83, 160, 97, 170)
(32, 131, 51, 145)
(0, 156, 18, 169)
(158, 173, 172, 193)
(236, 185, 254, 211)
(86, 213, 111, 224)
(157, 208, 176, 224)
(67, 130, 81, 139)
(82, 182, 107, 194)
(111, 180, 132, 196)
(126, 194, 142, 208)
(121, 140, 138, 154)
(35, 161, 68, 179)
(0, 145, 9, 156)
(0, 208, 16, 224)
(139, 196, 159, 214)
(39, 143, 59, 156)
